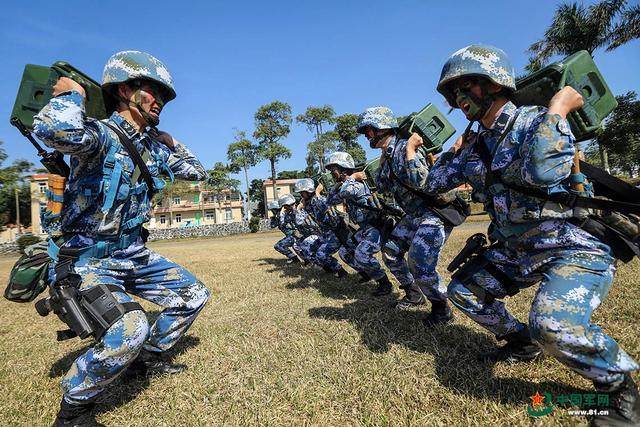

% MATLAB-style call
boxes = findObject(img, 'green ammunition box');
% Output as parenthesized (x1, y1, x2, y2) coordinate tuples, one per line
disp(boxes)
(397, 103, 456, 155)
(11, 61, 109, 130)
(363, 157, 381, 191)
(317, 172, 337, 192)
(512, 50, 617, 142)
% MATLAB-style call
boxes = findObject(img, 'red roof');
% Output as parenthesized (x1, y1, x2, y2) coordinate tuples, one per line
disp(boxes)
(262, 179, 298, 185)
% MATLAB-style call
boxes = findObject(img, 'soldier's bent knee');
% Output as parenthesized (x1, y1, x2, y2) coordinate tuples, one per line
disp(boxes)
(102, 310, 149, 359)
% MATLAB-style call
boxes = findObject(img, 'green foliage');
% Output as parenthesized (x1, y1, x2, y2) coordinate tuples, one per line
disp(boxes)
(227, 130, 259, 171)
(334, 113, 366, 165)
(306, 131, 338, 172)
(254, 101, 293, 186)
(248, 215, 261, 233)
(277, 170, 307, 179)
(590, 91, 640, 176)
(206, 162, 241, 193)
(297, 105, 336, 171)
(0, 141, 33, 228)
(16, 233, 41, 254)
(526, 0, 638, 68)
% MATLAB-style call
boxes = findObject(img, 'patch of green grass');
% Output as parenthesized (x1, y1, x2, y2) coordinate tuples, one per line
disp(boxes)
(0, 224, 637, 426)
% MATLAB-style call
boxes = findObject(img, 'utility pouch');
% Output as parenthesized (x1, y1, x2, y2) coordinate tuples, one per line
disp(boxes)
(512, 50, 617, 142)
(4, 241, 51, 303)
(429, 193, 471, 227)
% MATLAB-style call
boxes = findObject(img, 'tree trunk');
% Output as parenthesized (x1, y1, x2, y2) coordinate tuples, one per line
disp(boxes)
(599, 144, 610, 173)
(243, 165, 251, 221)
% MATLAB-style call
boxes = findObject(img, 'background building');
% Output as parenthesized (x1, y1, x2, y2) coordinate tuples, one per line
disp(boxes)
(262, 179, 297, 217)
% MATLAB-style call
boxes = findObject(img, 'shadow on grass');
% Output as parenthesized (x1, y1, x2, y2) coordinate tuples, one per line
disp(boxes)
(308, 298, 587, 406)
(257, 256, 384, 301)
(48, 314, 201, 414)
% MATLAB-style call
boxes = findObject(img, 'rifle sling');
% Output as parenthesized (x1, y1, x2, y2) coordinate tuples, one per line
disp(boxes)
(103, 122, 154, 192)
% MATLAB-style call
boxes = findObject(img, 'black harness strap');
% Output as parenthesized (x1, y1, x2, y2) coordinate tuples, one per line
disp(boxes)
(103, 122, 155, 192)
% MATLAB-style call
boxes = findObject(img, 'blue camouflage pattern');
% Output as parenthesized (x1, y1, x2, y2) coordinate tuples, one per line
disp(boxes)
(437, 44, 516, 107)
(102, 50, 176, 101)
(356, 107, 398, 132)
(427, 101, 639, 383)
(273, 209, 297, 260)
(52, 248, 209, 403)
(293, 234, 322, 264)
(33, 89, 209, 403)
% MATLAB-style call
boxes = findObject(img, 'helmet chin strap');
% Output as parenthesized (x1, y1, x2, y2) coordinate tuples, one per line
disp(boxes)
(369, 129, 394, 149)
(119, 89, 161, 128)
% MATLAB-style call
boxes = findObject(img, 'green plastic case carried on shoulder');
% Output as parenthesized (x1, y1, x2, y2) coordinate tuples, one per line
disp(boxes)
(10, 61, 109, 129)
(363, 157, 381, 191)
(512, 50, 617, 142)
(397, 103, 456, 155)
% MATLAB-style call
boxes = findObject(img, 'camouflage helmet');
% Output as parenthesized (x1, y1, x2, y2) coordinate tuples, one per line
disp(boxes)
(294, 178, 316, 194)
(356, 107, 398, 133)
(278, 194, 296, 207)
(437, 44, 516, 107)
(325, 151, 355, 170)
(102, 50, 176, 102)
(267, 200, 280, 210)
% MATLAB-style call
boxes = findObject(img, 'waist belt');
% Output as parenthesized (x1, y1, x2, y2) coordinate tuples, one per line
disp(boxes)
(47, 232, 141, 261)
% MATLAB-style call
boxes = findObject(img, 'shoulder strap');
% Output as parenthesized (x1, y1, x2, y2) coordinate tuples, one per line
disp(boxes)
(476, 113, 640, 216)
(103, 122, 154, 192)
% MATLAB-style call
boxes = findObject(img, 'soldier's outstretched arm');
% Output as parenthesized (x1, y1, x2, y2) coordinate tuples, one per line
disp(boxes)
(33, 77, 102, 157)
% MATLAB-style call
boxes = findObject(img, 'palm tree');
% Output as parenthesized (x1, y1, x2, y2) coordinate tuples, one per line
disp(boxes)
(526, 0, 640, 171)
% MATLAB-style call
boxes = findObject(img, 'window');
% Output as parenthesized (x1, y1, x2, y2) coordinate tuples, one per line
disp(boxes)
(225, 208, 233, 221)
(38, 182, 47, 194)
(160, 215, 166, 224)
(205, 211, 215, 221)
(175, 214, 182, 223)
(173, 197, 181, 205)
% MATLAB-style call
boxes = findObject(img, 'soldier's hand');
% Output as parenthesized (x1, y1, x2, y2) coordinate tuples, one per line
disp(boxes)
(549, 86, 584, 118)
(150, 129, 176, 149)
(350, 171, 366, 181)
(407, 132, 424, 149)
(52, 77, 85, 98)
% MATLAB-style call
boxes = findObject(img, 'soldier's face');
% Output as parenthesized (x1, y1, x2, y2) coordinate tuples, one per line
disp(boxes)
(450, 78, 484, 120)
(122, 81, 166, 126)
(362, 127, 388, 149)
(328, 165, 341, 181)
(301, 191, 312, 201)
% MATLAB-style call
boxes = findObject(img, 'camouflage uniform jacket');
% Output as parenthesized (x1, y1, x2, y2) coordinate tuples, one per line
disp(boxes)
(304, 195, 340, 230)
(294, 207, 322, 238)
(426, 101, 607, 272)
(332, 178, 379, 228)
(375, 136, 435, 217)
(33, 91, 206, 246)
(278, 210, 297, 237)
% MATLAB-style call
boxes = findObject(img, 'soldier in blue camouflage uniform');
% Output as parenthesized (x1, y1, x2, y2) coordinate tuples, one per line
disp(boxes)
(33, 50, 211, 426)
(293, 180, 351, 277)
(324, 152, 395, 293)
(356, 108, 455, 326)
(427, 44, 639, 425)
(272, 196, 301, 264)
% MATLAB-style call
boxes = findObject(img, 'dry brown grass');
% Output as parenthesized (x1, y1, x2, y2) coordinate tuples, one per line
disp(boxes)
(0, 224, 638, 426)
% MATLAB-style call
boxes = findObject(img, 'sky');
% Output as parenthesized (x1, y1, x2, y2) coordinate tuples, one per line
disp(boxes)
(0, 0, 638, 190)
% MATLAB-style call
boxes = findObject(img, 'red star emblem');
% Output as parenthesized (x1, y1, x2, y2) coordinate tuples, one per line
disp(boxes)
(530, 391, 545, 407)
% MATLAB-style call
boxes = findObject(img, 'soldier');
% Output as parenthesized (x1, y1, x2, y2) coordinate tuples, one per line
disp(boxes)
(427, 44, 639, 425)
(355, 107, 454, 327)
(272, 195, 301, 264)
(33, 50, 210, 425)
(324, 152, 395, 295)
(294, 178, 354, 278)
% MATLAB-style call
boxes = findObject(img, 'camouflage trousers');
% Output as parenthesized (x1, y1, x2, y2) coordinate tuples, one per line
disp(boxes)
(316, 230, 359, 272)
(340, 225, 385, 280)
(293, 234, 322, 263)
(274, 235, 297, 260)
(448, 242, 639, 384)
(51, 247, 210, 403)
(382, 211, 452, 301)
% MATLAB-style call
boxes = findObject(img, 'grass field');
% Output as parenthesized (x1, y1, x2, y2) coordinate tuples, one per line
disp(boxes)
(0, 223, 638, 426)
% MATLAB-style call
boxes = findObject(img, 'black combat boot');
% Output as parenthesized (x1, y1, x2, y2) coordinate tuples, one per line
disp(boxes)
(477, 326, 543, 363)
(322, 266, 335, 274)
(592, 374, 640, 427)
(336, 267, 349, 278)
(372, 276, 393, 296)
(53, 399, 99, 427)
(286, 257, 300, 265)
(357, 271, 372, 284)
(422, 300, 454, 327)
(395, 284, 425, 310)
(125, 350, 187, 378)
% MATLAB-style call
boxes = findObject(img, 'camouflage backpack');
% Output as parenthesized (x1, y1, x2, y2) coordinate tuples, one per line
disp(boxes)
(4, 240, 51, 303)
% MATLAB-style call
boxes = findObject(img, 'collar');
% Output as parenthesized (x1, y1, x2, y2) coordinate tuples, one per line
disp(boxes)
(383, 136, 397, 158)
(479, 101, 517, 136)
(109, 112, 141, 139)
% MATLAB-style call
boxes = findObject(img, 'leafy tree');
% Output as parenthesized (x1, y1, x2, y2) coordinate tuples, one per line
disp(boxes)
(277, 170, 307, 179)
(227, 130, 259, 220)
(526, 0, 640, 170)
(248, 178, 266, 217)
(254, 101, 292, 201)
(0, 141, 33, 229)
(334, 113, 366, 165)
(306, 131, 337, 173)
(297, 105, 336, 170)
(590, 91, 640, 176)
(154, 180, 194, 226)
